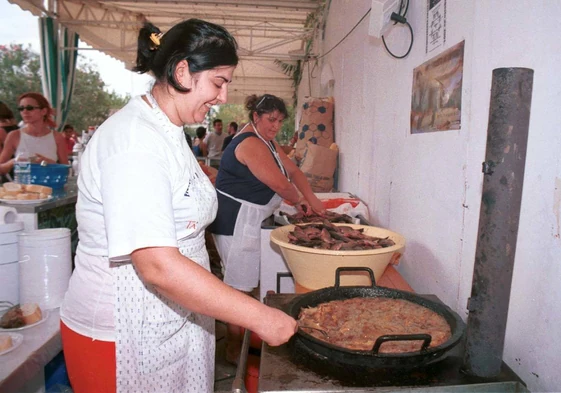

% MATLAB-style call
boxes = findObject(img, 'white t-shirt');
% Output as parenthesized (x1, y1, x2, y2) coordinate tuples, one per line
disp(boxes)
(60, 95, 213, 340)
(204, 131, 226, 158)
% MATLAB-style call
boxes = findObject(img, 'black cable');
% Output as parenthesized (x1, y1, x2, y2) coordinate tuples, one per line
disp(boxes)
(402, 0, 410, 17)
(316, 4, 413, 61)
(394, 0, 405, 25)
(382, 12, 414, 59)
(317, 8, 371, 59)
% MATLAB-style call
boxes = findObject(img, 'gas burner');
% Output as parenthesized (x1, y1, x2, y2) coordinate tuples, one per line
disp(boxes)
(258, 293, 529, 393)
(288, 337, 455, 388)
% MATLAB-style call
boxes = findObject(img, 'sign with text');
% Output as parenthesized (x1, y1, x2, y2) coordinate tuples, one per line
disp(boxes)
(427, 0, 446, 53)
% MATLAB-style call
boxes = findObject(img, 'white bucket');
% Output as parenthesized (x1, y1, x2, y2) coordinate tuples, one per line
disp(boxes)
(0, 221, 24, 305)
(18, 228, 72, 310)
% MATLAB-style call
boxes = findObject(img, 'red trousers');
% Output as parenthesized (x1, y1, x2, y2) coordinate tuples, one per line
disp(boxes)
(60, 321, 116, 393)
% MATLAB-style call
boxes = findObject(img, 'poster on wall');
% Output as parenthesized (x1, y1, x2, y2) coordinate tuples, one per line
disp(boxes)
(410, 40, 464, 134)
(426, 0, 446, 53)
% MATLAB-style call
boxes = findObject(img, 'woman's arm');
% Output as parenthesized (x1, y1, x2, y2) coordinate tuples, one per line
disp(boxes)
(0, 128, 6, 152)
(54, 132, 69, 164)
(236, 137, 300, 203)
(201, 141, 208, 157)
(0, 131, 18, 175)
(275, 141, 325, 214)
(132, 246, 297, 346)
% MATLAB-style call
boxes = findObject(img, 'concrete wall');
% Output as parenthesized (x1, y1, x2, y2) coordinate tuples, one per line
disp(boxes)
(298, 0, 561, 391)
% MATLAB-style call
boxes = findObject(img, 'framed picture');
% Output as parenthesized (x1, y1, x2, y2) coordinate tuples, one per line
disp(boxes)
(411, 40, 464, 134)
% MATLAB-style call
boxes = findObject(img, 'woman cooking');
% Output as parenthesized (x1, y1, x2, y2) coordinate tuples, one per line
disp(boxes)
(0, 92, 69, 175)
(59, 20, 296, 393)
(208, 93, 325, 361)
(210, 94, 325, 292)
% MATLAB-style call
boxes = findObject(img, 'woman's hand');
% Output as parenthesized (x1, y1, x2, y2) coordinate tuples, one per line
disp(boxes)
(254, 308, 297, 347)
(32, 154, 56, 164)
(296, 197, 326, 216)
(295, 198, 313, 216)
(308, 198, 326, 215)
(0, 158, 15, 175)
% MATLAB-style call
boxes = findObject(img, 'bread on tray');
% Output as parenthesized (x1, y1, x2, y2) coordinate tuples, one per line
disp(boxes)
(0, 183, 52, 200)
(0, 335, 13, 352)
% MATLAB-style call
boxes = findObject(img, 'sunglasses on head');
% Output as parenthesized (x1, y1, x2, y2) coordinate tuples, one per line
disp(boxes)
(17, 105, 41, 112)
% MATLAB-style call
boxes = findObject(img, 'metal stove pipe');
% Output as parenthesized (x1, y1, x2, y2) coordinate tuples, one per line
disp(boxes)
(463, 67, 534, 377)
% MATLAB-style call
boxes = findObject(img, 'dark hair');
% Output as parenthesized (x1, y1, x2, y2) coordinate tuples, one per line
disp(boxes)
(196, 126, 207, 139)
(213, 118, 222, 126)
(63, 124, 74, 131)
(229, 121, 238, 132)
(245, 94, 288, 122)
(133, 19, 238, 93)
(18, 92, 56, 128)
(0, 101, 14, 121)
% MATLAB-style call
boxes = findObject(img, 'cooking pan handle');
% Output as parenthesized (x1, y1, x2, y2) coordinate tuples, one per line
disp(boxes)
(334, 267, 376, 288)
(371, 334, 432, 354)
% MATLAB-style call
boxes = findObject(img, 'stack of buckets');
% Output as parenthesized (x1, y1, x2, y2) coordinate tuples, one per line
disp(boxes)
(0, 208, 72, 310)
(0, 210, 24, 305)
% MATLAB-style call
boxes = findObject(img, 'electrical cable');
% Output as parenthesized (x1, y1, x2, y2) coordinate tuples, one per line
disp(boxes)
(317, 8, 371, 59)
(382, 0, 413, 60)
(402, 0, 410, 18)
(382, 16, 414, 59)
(316, 0, 413, 61)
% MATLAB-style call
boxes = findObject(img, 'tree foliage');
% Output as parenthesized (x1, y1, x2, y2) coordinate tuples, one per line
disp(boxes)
(69, 59, 129, 133)
(0, 43, 128, 134)
(0, 44, 42, 110)
(213, 103, 296, 145)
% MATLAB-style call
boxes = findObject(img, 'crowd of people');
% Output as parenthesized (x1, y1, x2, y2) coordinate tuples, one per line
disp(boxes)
(190, 120, 240, 160)
(2, 16, 322, 393)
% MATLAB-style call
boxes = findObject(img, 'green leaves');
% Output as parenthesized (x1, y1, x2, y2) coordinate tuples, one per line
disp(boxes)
(0, 44, 42, 117)
(0, 44, 128, 134)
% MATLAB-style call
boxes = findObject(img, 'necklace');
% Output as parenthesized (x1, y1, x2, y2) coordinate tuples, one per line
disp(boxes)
(250, 122, 288, 177)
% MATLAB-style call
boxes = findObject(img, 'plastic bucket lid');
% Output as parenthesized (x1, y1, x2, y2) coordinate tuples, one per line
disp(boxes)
(0, 221, 24, 234)
(0, 221, 24, 246)
(18, 228, 70, 242)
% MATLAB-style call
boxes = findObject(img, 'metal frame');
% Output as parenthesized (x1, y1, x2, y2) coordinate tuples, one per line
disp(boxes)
(10, 0, 325, 103)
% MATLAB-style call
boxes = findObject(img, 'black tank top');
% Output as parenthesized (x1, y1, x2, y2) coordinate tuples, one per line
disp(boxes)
(208, 132, 280, 235)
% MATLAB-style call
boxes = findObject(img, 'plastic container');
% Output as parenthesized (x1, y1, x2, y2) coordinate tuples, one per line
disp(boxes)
(18, 228, 72, 310)
(30, 163, 71, 189)
(270, 224, 405, 291)
(0, 221, 25, 305)
(14, 152, 31, 184)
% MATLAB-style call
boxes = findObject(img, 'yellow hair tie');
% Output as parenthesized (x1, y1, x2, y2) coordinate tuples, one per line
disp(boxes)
(149, 32, 163, 48)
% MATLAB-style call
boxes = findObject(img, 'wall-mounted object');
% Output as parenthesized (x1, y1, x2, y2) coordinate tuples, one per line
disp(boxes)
(368, 0, 401, 38)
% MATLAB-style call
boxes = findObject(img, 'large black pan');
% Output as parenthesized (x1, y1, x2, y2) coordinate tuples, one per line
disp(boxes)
(288, 267, 465, 369)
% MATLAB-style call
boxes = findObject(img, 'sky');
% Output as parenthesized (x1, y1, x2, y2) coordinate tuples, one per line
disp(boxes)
(0, 1, 153, 97)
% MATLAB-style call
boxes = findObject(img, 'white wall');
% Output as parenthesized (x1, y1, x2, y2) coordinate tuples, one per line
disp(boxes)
(298, 1, 561, 391)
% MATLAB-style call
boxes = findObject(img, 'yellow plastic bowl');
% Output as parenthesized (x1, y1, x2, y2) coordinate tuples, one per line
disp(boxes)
(270, 223, 406, 291)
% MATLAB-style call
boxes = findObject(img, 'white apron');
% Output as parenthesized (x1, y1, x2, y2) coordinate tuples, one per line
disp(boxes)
(115, 94, 218, 393)
(115, 234, 215, 393)
(215, 189, 282, 291)
(214, 124, 287, 291)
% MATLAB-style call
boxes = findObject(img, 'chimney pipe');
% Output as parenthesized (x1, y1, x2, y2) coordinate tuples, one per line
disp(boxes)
(463, 67, 534, 377)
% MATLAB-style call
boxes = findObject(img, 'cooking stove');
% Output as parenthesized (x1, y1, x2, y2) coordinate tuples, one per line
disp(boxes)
(258, 293, 529, 393)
